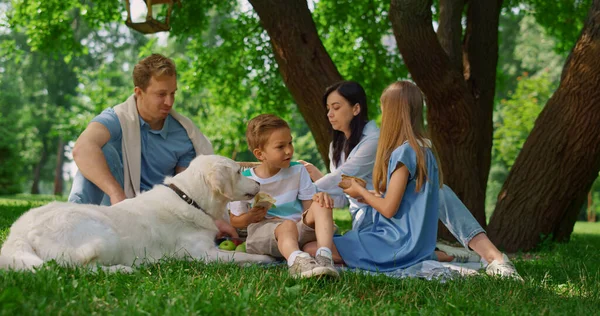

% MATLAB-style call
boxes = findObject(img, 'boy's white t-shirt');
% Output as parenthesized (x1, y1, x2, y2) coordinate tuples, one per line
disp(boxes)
(229, 162, 316, 222)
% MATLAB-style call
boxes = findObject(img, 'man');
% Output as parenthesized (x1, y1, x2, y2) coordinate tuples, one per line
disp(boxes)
(68, 53, 235, 236)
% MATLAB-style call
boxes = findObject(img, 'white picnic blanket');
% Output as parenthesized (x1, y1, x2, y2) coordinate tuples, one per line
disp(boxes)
(340, 260, 486, 282)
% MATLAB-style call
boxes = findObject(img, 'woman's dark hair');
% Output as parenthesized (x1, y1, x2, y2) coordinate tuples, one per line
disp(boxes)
(323, 81, 369, 167)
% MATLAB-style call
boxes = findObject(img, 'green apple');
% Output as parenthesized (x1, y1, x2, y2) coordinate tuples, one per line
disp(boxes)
(235, 242, 246, 252)
(219, 240, 236, 251)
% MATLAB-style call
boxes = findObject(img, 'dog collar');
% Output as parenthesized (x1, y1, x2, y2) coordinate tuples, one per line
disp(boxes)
(166, 183, 214, 220)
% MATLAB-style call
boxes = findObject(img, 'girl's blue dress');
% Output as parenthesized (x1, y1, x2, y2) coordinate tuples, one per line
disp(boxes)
(334, 143, 440, 272)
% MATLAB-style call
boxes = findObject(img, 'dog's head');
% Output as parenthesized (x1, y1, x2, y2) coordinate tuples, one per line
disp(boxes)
(180, 155, 260, 202)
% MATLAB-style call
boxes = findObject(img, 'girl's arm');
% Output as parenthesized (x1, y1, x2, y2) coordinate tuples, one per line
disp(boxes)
(343, 164, 409, 219)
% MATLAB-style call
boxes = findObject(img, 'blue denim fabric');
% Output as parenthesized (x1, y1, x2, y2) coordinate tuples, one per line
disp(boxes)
(438, 185, 486, 249)
(67, 143, 124, 206)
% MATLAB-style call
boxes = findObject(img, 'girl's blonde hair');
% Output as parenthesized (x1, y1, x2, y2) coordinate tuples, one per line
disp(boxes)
(372, 81, 443, 194)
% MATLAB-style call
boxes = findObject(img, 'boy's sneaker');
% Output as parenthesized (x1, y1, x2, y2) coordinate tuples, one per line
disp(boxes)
(289, 256, 331, 279)
(486, 254, 524, 282)
(315, 255, 340, 278)
(436, 242, 481, 263)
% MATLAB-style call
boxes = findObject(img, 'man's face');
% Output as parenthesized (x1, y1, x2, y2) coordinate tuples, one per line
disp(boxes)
(135, 75, 177, 122)
(255, 128, 294, 169)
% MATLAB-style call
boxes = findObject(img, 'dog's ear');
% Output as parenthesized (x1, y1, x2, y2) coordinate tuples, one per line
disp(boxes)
(207, 164, 234, 199)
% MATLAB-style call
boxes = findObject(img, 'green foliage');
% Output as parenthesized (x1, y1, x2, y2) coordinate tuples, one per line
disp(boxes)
(494, 71, 556, 169)
(488, 12, 564, 217)
(0, 112, 24, 194)
(313, 0, 408, 118)
(9, 0, 122, 58)
(523, 0, 592, 54)
(496, 13, 564, 102)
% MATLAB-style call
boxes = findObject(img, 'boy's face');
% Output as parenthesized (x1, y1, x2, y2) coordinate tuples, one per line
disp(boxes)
(254, 128, 294, 169)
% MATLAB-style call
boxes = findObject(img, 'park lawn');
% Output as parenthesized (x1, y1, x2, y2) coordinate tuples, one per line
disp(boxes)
(0, 195, 599, 315)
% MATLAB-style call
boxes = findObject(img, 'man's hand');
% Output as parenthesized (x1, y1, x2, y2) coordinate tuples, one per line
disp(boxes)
(312, 192, 334, 209)
(215, 219, 239, 239)
(247, 206, 268, 223)
(298, 160, 324, 182)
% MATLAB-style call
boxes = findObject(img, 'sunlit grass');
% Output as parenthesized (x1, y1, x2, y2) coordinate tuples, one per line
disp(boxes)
(0, 195, 598, 314)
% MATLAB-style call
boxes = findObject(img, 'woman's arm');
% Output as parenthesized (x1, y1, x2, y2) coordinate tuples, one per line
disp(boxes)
(298, 160, 324, 182)
(343, 164, 408, 218)
(313, 137, 379, 207)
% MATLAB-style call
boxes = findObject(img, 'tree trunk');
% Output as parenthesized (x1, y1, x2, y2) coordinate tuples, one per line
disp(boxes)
(488, 0, 600, 251)
(248, 0, 343, 167)
(53, 138, 65, 196)
(437, 0, 464, 72)
(389, 0, 500, 235)
(587, 191, 596, 222)
(463, 0, 502, 191)
(31, 143, 49, 195)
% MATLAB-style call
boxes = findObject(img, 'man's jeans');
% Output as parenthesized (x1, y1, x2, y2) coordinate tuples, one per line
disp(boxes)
(68, 144, 124, 206)
(438, 185, 486, 249)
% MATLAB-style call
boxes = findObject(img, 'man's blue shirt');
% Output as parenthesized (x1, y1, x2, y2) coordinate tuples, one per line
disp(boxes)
(92, 108, 196, 191)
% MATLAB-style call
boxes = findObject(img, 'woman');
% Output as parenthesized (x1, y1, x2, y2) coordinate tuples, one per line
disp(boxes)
(300, 81, 522, 279)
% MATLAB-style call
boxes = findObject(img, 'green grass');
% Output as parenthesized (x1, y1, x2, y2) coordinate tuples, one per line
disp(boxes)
(1, 195, 599, 314)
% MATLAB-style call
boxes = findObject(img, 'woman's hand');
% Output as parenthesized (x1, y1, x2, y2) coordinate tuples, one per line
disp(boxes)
(312, 192, 334, 209)
(298, 160, 324, 182)
(342, 179, 368, 199)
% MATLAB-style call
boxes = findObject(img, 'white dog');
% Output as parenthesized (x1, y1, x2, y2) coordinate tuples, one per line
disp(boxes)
(0, 155, 274, 272)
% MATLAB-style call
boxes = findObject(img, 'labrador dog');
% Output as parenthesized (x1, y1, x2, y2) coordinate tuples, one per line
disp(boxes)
(0, 155, 274, 272)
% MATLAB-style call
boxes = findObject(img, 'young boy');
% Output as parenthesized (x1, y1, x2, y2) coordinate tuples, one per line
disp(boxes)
(229, 114, 338, 279)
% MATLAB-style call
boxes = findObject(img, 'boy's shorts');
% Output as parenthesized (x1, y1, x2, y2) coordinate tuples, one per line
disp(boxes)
(246, 212, 316, 258)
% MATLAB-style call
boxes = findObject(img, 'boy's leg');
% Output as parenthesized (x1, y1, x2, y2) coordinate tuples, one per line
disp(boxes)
(274, 220, 334, 278)
(303, 241, 344, 264)
(302, 204, 334, 250)
(68, 143, 124, 206)
(300, 206, 339, 276)
(274, 220, 300, 259)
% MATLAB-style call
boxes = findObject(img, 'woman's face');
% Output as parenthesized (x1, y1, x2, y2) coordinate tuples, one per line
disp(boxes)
(326, 91, 360, 136)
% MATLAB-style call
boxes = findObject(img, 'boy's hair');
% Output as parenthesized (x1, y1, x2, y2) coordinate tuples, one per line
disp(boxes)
(133, 53, 177, 91)
(373, 81, 443, 194)
(246, 114, 290, 150)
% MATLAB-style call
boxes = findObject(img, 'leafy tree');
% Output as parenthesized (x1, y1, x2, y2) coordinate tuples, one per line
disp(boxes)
(389, 0, 503, 231)
(489, 0, 600, 251)
(494, 71, 556, 169)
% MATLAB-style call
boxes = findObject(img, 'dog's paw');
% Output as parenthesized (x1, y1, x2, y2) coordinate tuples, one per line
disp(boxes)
(103, 265, 135, 274)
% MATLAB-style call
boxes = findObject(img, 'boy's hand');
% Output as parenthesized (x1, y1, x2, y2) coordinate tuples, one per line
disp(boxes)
(298, 160, 324, 181)
(248, 206, 268, 223)
(342, 179, 367, 199)
(312, 192, 334, 209)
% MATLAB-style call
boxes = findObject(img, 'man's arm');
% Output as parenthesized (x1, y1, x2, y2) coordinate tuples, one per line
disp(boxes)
(72, 122, 126, 205)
